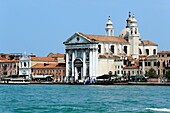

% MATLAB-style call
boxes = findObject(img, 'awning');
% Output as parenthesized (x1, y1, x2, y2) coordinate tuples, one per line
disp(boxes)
(9, 75, 29, 77)
(96, 74, 115, 79)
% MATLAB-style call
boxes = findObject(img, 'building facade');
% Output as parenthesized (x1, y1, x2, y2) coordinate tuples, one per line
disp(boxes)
(18, 54, 66, 81)
(0, 54, 20, 79)
(157, 51, 170, 77)
(31, 63, 66, 82)
(64, 13, 158, 82)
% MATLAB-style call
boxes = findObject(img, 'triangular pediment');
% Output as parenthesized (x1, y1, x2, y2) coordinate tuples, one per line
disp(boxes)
(64, 32, 92, 44)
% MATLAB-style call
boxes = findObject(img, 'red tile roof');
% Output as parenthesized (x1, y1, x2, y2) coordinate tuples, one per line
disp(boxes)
(49, 53, 65, 58)
(126, 56, 133, 61)
(141, 40, 158, 46)
(31, 57, 56, 62)
(123, 65, 139, 69)
(0, 60, 18, 63)
(31, 63, 58, 69)
(79, 32, 129, 44)
(0, 56, 6, 60)
(158, 51, 170, 54)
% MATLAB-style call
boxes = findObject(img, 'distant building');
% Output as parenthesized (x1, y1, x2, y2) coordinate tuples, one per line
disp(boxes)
(0, 60, 19, 78)
(19, 53, 66, 81)
(47, 52, 65, 63)
(31, 63, 66, 82)
(157, 51, 170, 77)
(64, 12, 158, 82)
(0, 53, 20, 78)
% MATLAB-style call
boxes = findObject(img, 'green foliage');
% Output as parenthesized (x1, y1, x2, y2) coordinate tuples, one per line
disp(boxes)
(108, 71, 112, 75)
(145, 68, 158, 78)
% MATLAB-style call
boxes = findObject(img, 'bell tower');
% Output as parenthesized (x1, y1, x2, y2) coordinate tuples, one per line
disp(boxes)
(127, 12, 140, 59)
(105, 16, 114, 36)
(19, 52, 31, 79)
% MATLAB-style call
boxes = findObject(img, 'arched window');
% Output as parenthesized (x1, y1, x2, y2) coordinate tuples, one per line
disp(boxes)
(139, 48, 142, 54)
(163, 61, 166, 67)
(124, 46, 127, 54)
(98, 45, 101, 53)
(24, 62, 27, 67)
(135, 28, 137, 34)
(146, 49, 149, 55)
(153, 49, 156, 55)
(110, 30, 113, 36)
(131, 28, 133, 35)
(157, 61, 160, 67)
(111, 45, 114, 53)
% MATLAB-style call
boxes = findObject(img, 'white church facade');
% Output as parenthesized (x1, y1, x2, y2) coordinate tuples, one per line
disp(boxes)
(64, 13, 158, 82)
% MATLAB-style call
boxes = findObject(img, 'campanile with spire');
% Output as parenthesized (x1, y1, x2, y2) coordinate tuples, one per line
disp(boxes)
(105, 16, 114, 36)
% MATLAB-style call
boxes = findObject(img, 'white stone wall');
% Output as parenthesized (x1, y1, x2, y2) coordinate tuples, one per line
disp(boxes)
(99, 42, 129, 56)
(98, 58, 115, 76)
(19, 56, 31, 79)
(143, 45, 157, 56)
(123, 68, 139, 76)
(114, 59, 124, 76)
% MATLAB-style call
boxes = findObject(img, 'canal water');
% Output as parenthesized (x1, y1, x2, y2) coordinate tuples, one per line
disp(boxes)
(0, 85, 170, 113)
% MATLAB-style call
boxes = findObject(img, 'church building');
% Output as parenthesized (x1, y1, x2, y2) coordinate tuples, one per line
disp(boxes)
(64, 12, 158, 82)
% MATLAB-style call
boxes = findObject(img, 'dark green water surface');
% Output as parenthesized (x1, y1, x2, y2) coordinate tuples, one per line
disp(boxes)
(0, 85, 170, 113)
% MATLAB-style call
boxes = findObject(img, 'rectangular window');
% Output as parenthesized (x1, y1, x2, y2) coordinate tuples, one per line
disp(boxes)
(124, 46, 127, 54)
(128, 71, 130, 75)
(148, 62, 151, 66)
(140, 71, 142, 74)
(146, 49, 149, 55)
(154, 62, 157, 66)
(98, 45, 101, 53)
(139, 62, 142, 66)
(145, 62, 147, 66)
(111, 45, 114, 53)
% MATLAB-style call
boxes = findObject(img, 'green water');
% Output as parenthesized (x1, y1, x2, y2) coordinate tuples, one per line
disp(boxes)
(0, 85, 170, 113)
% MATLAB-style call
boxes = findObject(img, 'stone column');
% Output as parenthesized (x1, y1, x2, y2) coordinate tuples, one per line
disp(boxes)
(66, 51, 69, 78)
(95, 47, 98, 78)
(93, 48, 96, 78)
(142, 58, 145, 76)
(89, 49, 93, 77)
(72, 50, 75, 79)
(83, 49, 86, 80)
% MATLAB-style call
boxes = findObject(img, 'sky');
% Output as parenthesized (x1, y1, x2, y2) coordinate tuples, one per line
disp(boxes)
(0, 0, 170, 56)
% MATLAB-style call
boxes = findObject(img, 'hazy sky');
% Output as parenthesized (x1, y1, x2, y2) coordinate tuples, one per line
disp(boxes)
(0, 0, 170, 56)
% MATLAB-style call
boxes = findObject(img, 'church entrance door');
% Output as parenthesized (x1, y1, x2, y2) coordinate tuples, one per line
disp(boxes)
(74, 58, 83, 80)
(77, 67, 81, 80)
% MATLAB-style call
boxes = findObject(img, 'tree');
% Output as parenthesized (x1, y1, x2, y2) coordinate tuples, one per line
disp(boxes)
(108, 71, 113, 80)
(145, 68, 158, 78)
(166, 69, 170, 81)
(108, 71, 112, 75)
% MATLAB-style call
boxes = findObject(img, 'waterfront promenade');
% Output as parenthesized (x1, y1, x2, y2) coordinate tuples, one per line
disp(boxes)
(1, 81, 170, 86)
